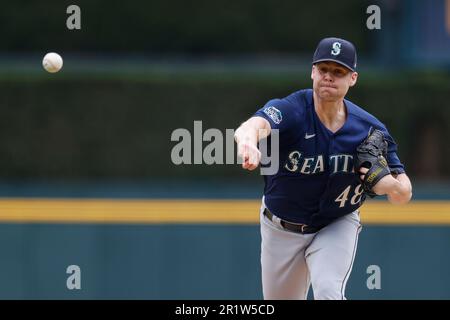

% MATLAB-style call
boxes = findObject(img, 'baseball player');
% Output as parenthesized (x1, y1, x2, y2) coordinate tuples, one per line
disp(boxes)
(234, 37, 412, 300)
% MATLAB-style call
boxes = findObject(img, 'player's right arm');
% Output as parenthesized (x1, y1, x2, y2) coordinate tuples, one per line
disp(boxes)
(234, 116, 271, 171)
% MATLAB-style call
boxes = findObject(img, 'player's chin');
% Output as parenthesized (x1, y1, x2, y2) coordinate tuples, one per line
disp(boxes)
(318, 88, 340, 100)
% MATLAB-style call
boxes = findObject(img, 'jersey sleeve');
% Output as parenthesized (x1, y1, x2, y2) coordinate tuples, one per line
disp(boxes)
(253, 99, 301, 135)
(378, 125, 406, 175)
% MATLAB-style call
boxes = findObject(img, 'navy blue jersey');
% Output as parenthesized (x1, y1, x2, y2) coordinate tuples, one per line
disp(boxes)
(254, 89, 405, 228)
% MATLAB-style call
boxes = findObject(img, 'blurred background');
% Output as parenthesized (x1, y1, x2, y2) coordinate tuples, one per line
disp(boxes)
(0, 0, 449, 299)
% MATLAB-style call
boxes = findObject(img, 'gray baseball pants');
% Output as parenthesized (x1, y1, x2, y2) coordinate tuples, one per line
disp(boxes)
(260, 199, 362, 300)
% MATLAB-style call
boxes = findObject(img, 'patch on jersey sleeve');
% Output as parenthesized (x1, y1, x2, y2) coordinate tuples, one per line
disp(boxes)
(263, 106, 282, 124)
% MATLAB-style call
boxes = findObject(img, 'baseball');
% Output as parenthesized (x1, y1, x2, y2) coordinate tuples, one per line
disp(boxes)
(42, 52, 63, 73)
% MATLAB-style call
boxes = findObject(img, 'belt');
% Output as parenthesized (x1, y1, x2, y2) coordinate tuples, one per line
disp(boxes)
(263, 208, 320, 234)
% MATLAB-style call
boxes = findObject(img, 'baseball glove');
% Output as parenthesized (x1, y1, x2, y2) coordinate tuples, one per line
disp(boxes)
(354, 129, 391, 197)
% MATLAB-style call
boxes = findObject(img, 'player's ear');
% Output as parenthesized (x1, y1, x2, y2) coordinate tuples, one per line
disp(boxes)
(349, 72, 358, 87)
(311, 65, 315, 80)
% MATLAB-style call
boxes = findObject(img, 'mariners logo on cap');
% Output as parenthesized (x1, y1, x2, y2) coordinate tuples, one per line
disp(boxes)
(331, 42, 341, 56)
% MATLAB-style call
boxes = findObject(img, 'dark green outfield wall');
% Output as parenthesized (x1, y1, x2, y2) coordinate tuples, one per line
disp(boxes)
(0, 0, 370, 54)
(0, 72, 449, 180)
(0, 223, 449, 300)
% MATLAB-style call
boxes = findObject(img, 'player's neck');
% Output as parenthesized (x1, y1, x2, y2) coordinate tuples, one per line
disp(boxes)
(313, 93, 347, 133)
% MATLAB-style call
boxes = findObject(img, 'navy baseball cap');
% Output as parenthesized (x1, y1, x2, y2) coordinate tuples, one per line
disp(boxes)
(312, 37, 357, 72)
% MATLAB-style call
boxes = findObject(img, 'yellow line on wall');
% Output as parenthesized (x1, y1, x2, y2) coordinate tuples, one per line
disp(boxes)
(0, 198, 448, 225)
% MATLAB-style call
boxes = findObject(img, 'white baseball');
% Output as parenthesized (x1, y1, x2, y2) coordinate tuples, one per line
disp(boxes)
(42, 52, 63, 73)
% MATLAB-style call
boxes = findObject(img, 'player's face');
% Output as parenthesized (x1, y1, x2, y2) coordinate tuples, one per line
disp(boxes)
(311, 62, 358, 101)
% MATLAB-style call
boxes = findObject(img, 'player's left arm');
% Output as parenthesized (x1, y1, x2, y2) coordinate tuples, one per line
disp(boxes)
(358, 127, 412, 204)
(363, 171, 412, 205)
